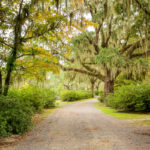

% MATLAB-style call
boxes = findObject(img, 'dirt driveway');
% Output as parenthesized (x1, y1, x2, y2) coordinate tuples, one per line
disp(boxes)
(6, 99, 150, 150)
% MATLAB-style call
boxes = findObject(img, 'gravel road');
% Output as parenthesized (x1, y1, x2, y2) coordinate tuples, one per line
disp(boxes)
(6, 99, 150, 150)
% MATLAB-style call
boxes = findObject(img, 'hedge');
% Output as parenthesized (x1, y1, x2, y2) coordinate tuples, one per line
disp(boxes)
(0, 96, 33, 137)
(8, 86, 57, 113)
(60, 90, 92, 101)
(0, 86, 57, 137)
(105, 83, 150, 112)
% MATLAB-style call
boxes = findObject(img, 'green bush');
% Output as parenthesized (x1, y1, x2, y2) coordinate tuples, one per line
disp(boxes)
(105, 83, 150, 112)
(60, 91, 78, 101)
(9, 87, 44, 113)
(98, 91, 104, 103)
(60, 90, 92, 101)
(0, 86, 57, 137)
(105, 93, 115, 107)
(76, 91, 92, 99)
(0, 96, 33, 137)
(8, 87, 57, 112)
(41, 88, 57, 108)
(95, 90, 100, 96)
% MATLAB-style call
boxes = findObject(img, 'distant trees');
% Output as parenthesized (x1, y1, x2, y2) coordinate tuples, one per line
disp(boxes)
(64, 71, 100, 97)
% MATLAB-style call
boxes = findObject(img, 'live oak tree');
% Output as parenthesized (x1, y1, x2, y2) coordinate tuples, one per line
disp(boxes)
(56, 0, 150, 96)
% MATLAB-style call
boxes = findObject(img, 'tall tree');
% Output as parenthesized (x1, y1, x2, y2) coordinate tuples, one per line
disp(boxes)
(0, 0, 65, 95)
(56, 0, 150, 96)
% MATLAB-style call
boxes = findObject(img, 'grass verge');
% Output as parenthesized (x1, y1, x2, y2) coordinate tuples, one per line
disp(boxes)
(94, 102, 150, 120)
(32, 108, 56, 125)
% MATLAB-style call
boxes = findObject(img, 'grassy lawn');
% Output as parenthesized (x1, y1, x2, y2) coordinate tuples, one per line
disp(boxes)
(94, 102, 150, 120)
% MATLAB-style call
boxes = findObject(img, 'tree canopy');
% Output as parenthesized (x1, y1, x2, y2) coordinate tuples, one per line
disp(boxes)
(0, 0, 149, 96)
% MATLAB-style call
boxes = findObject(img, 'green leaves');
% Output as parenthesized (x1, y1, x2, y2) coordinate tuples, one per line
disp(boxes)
(114, 2, 124, 15)
(105, 83, 150, 112)
(93, 10, 104, 22)
(95, 47, 125, 68)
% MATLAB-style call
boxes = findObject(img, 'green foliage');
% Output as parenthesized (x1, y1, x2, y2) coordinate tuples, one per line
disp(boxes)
(93, 10, 104, 22)
(114, 2, 124, 15)
(8, 86, 57, 113)
(94, 102, 150, 120)
(8, 87, 44, 113)
(95, 47, 125, 68)
(0, 96, 33, 137)
(60, 90, 92, 101)
(41, 88, 57, 108)
(95, 90, 100, 96)
(0, 86, 57, 137)
(115, 78, 137, 89)
(105, 83, 150, 112)
(98, 91, 104, 103)
(70, 32, 95, 53)
(76, 91, 92, 100)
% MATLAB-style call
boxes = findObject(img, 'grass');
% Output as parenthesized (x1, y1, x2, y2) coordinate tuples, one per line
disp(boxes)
(131, 120, 150, 126)
(55, 101, 70, 107)
(41, 108, 56, 118)
(32, 108, 56, 125)
(94, 102, 150, 120)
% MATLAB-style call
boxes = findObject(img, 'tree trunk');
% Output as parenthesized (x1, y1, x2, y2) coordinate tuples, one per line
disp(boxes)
(3, 6, 23, 95)
(3, 71, 11, 96)
(91, 82, 95, 98)
(4, 36, 19, 96)
(96, 81, 101, 91)
(0, 70, 2, 95)
(104, 69, 114, 97)
(104, 79, 114, 96)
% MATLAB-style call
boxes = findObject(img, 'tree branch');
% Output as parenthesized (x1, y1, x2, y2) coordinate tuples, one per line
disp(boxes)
(81, 63, 105, 81)
(135, 0, 150, 16)
(0, 39, 13, 48)
(120, 36, 150, 55)
(58, 63, 105, 81)
(131, 50, 150, 58)
(105, 16, 113, 47)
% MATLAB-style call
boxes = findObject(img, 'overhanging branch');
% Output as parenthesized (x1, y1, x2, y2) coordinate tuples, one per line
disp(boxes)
(58, 63, 105, 81)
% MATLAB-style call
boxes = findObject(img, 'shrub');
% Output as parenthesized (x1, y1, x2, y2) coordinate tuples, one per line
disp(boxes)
(41, 88, 57, 108)
(60, 91, 78, 101)
(9, 87, 44, 113)
(0, 86, 57, 137)
(105, 93, 115, 107)
(76, 91, 92, 99)
(60, 90, 92, 101)
(8, 87, 57, 113)
(95, 90, 100, 96)
(105, 83, 150, 112)
(0, 96, 33, 137)
(98, 91, 104, 103)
